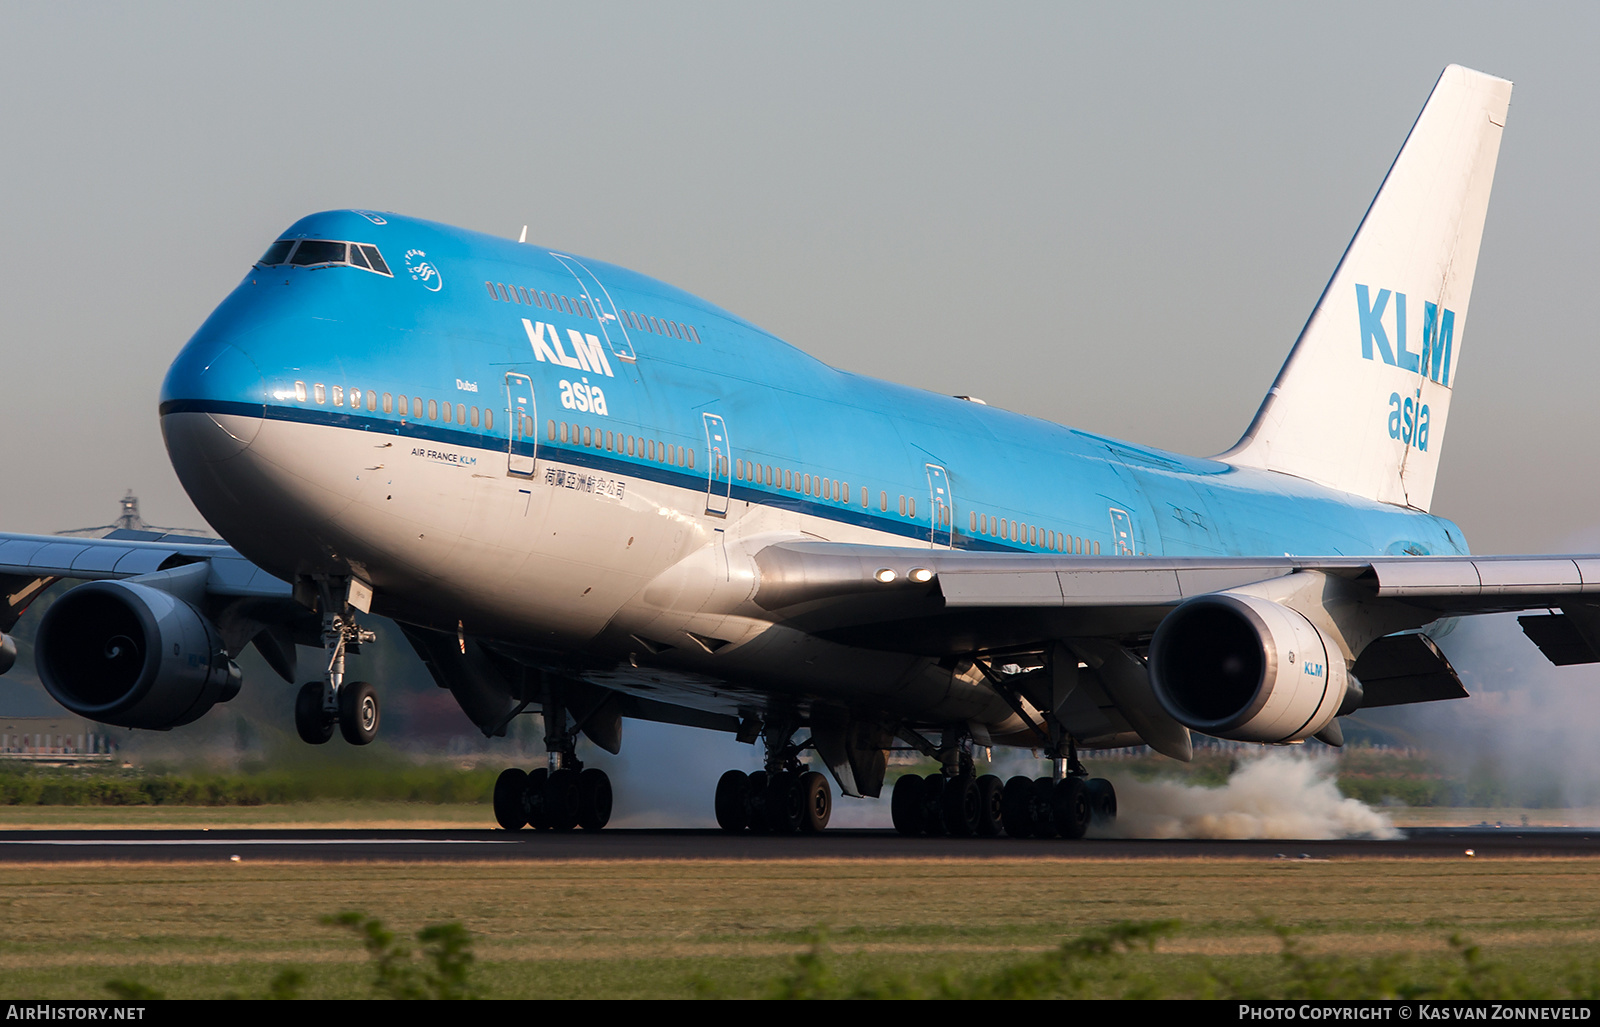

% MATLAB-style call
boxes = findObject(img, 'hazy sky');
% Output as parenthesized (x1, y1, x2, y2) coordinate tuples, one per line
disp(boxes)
(3, 2, 1597, 553)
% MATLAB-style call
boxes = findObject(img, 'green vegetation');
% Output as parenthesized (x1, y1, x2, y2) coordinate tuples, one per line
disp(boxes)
(3, 857, 1600, 998)
(85, 910, 1600, 1000)
(0, 760, 499, 807)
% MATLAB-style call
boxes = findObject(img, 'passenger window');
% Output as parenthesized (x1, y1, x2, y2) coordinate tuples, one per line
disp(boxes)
(605, 431, 614, 451)
(579, 300, 592, 318)
(314, 384, 326, 404)
(560, 423, 569, 443)
(382, 392, 393, 413)
(426, 399, 436, 420)
(898, 495, 905, 516)
(547, 420, 556, 441)
(412, 397, 423, 417)
(470, 406, 480, 427)
(860, 486, 867, 508)
(485, 282, 497, 299)
(582, 425, 591, 446)
(970, 512, 978, 532)
(294, 381, 307, 402)
(687, 450, 695, 469)
(689, 325, 702, 344)
(484, 409, 493, 431)
(332, 386, 344, 407)
(908, 497, 916, 519)
(442, 402, 452, 424)
(456, 403, 466, 424)
(880, 491, 888, 511)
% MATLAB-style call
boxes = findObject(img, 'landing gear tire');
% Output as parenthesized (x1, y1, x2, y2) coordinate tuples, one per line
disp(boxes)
(942, 774, 981, 837)
(798, 771, 832, 833)
(337, 680, 380, 746)
(1085, 777, 1117, 825)
(545, 768, 580, 831)
(577, 768, 612, 831)
(524, 767, 550, 829)
(920, 774, 948, 837)
(294, 682, 333, 745)
(975, 774, 1005, 838)
(765, 771, 804, 835)
(745, 771, 770, 835)
(1001, 776, 1034, 839)
(1031, 777, 1059, 839)
(1052, 776, 1092, 840)
(891, 774, 925, 836)
(493, 768, 528, 831)
(715, 770, 750, 833)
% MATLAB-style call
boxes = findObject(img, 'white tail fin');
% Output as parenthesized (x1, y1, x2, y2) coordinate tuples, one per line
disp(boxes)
(1223, 65, 1511, 512)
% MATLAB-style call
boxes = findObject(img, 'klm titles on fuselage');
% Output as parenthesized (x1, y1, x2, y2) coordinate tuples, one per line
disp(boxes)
(521, 318, 612, 416)
(1356, 283, 1456, 451)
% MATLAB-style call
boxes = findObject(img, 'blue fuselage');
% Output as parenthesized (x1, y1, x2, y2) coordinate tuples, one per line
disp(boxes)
(161, 210, 1468, 624)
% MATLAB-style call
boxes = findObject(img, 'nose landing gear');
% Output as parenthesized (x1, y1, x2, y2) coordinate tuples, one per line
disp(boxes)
(291, 579, 380, 746)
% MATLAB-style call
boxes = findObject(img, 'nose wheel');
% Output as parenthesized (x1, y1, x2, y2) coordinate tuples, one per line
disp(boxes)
(293, 680, 379, 745)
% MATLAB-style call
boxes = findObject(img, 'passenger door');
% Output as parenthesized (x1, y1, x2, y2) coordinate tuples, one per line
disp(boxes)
(703, 413, 731, 517)
(505, 373, 537, 476)
(925, 463, 953, 547)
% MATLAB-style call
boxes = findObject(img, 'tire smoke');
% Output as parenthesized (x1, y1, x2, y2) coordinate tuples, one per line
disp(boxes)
(1090, 750, 1401, 840)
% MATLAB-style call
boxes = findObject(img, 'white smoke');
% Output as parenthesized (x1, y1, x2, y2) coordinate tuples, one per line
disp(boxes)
(1090, 749, 1401, 840)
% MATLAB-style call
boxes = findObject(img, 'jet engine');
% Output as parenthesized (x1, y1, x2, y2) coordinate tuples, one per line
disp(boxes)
(34, 580, 242, 729)
(1147, 591, 1348, 743)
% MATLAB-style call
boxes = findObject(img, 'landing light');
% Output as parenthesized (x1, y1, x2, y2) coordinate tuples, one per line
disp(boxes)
(874, 568, 896, 583)
(909, 568, 934, 583)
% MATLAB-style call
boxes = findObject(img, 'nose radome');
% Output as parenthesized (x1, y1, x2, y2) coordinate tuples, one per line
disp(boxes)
(161, 337, 268, 461)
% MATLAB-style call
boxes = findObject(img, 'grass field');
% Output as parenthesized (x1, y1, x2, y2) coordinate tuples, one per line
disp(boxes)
(4, 856, 1600, 998)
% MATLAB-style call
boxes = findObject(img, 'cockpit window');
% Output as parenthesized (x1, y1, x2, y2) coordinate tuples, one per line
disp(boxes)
(291, 240, 348, 266)
(258, 240, 294, 266)
(359, 245, 390, 275)
(255, 238, 394, 276)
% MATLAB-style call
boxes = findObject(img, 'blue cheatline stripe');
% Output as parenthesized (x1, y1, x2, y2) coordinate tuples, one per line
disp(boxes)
(160, 399, 1047, 555)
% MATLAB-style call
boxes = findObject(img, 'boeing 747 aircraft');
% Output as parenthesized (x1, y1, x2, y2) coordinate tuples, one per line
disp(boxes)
(2, 65, 1588, 838)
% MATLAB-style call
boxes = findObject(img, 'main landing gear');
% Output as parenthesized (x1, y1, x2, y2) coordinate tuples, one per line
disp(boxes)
(492, 763, 613, 832)
(713, 768, 832, 835)
(891, 772, 1115, 840)
(891, 731, 1117, 840)
(293, 588, 380, 746)
(491, 681, 613, 832)
(714, 719, 832, 835)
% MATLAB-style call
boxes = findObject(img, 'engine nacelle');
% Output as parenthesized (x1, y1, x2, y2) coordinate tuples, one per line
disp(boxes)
(34, 580, 242, 729)
(1148, 591, 1348, 743)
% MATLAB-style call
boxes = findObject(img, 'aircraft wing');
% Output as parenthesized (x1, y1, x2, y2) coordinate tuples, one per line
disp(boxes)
(752, 541, 1600, 655)
(0, 529, 292, 632)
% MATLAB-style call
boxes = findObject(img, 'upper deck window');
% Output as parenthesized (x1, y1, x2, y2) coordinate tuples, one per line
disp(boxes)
(257, 238, 394, 276)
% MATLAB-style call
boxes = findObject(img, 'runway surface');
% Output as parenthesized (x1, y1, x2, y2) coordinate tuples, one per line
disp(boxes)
(2, 827, 1599, 862)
